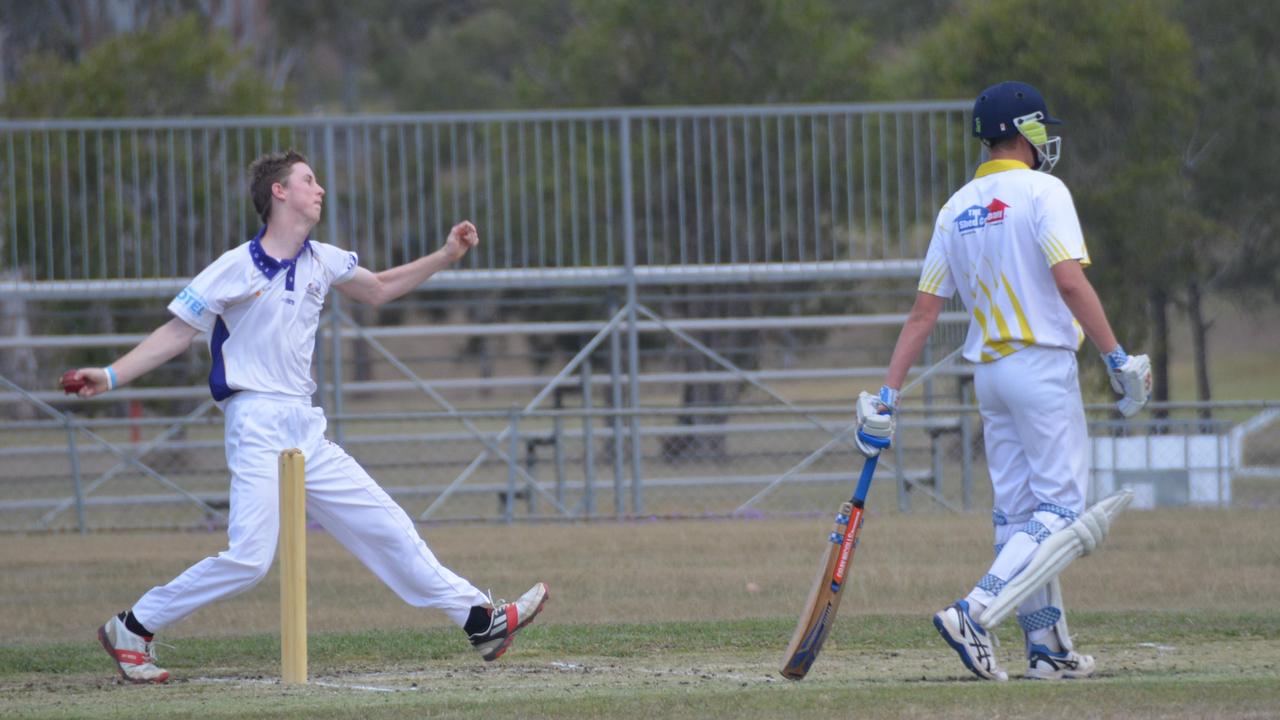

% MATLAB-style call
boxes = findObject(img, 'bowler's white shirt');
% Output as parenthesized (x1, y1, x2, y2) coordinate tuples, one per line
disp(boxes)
(167, 227, 358, 403)
(918, 159, 1090, 363)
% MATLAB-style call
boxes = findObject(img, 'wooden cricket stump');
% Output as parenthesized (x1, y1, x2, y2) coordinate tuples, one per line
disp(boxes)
(278, 449, 308, 684)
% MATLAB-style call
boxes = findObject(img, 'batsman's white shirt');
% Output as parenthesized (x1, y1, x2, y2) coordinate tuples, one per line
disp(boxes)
(133, 229, 487, 631)
(918, 158, 1090, 364)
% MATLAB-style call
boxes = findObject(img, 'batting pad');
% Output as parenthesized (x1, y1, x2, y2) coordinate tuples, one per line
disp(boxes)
(977, 490, 1134, 628)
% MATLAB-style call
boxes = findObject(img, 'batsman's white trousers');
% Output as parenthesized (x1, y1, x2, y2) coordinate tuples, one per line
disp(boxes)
(976, 346, 1088, 518)
(132, 392, 488, 631)
(969, 346, 1088, 607)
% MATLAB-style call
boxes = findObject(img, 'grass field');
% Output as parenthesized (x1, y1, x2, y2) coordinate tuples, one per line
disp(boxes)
(2, 509, 1278, 718)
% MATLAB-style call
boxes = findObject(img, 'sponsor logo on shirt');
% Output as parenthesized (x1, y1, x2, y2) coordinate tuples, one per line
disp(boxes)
(175, 286, 207, 316)
(955, 205, 988, 234)
(954, 198, 1010, 234)
(985, 198, 1009, 225)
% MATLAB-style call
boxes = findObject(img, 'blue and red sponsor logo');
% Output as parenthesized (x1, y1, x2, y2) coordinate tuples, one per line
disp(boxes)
(954, 198, 1010, 234)
(986, 198, 1009, 224)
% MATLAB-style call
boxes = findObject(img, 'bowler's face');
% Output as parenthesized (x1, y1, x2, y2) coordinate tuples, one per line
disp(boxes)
(283, 162, 325, 224)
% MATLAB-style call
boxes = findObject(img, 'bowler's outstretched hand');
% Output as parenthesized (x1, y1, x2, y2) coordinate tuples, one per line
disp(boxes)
(445, 221, 479, 262)
(60, 368, 110, 398)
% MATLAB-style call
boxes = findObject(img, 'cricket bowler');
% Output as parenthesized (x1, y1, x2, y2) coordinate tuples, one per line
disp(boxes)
(63, 150, 549, 683)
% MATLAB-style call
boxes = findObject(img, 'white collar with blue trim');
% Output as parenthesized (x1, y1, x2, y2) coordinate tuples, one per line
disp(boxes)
(248, 226, 311, 281)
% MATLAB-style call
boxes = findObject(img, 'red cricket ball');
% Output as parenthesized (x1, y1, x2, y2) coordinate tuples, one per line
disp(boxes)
(60, 370, 85, 395)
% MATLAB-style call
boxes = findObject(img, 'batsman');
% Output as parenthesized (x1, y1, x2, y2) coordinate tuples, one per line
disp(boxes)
(855, 81, 1151, 681)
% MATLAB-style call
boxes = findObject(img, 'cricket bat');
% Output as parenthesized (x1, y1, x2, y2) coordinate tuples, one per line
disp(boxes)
(780, 435, 888, 680)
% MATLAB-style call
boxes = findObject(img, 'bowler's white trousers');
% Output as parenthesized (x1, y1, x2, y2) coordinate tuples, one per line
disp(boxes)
(968, 346, 1089, 615)
(132, 392, 488, 631)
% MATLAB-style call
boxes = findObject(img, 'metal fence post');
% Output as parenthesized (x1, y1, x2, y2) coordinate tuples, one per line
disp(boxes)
(620, 116, 644, 515)
(894, 438, 910, 514)
(608, 293, 626, 517)
(324, 123, 346, 446)
(923, 342, 944, 500)
(553, 413, 566, 511)
(330, 294, 346, 446)
(581, 359, 596, 518)
(314, 311, 327, 408)
(959, 379, 974, 511)
(506, 407, 519, 523)
(64, 418, 87, 534)
(496, 407, 512, 517)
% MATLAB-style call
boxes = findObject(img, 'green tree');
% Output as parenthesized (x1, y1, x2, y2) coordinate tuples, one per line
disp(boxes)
(880, 0, 1198, 402)
(3, 14, 281, 117)
(370, 0, 571, 111)
(517, 0, 872, 106)
(1173, 0, 1280, 408)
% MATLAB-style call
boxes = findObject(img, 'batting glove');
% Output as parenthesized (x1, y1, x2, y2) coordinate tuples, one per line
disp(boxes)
(855, 385, 897, 457)
(1101, 346, 1152, 418)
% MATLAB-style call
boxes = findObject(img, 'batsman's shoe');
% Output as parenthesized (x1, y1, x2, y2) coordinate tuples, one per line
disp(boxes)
(933, 600, 1008, 682)
(1026, 643, 1095, 680)
(469, 582, 549, 661)
(98, 614, 169, 684)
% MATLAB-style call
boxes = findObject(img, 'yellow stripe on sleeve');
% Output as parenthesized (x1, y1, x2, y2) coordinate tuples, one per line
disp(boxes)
(916, 262, 936, 292)
(1052, 233, 1074, 262)
(918, 259, 949, 295)
(927, 263, 949, 293)
(1039, 233, 1069, 265)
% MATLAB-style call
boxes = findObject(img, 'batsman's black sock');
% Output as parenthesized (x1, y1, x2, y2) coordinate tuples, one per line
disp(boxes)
(463, 606, 492, 636)
(121, 610, 154, 638)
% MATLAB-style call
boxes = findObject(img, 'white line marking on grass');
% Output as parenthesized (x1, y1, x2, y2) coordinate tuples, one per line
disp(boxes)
(193, 676, 415, 692)
(312, 680, 411, 693)
(193, 677, 277, 686)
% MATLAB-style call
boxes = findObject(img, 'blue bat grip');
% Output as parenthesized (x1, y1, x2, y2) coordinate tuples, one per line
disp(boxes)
(852, 430, 891, 504)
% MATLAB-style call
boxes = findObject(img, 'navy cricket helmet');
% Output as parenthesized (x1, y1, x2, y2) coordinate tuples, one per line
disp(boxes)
(972, 81, 1064, 172)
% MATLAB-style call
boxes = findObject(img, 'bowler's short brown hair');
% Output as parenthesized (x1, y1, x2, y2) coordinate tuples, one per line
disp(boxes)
(249, 150, 308, 224)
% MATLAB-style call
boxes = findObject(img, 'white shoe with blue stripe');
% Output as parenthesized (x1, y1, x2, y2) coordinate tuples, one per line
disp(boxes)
(933, 600, 1008, 681)
(1026, 643, 1095, 679)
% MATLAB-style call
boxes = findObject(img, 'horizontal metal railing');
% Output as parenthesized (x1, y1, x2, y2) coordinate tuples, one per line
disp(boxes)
(1, 401, 1272, 532)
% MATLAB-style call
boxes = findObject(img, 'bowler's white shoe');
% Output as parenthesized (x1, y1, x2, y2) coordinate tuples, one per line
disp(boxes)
(469, 582, 549, 661)
(98, 614, 169, 684)
(933, 600, 1008, 681)
(1026, 643, 1096, 679)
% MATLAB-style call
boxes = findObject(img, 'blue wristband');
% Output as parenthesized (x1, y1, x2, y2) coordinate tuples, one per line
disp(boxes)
(1104, 345, 1128, 371)
(104, 366, 118, 391)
